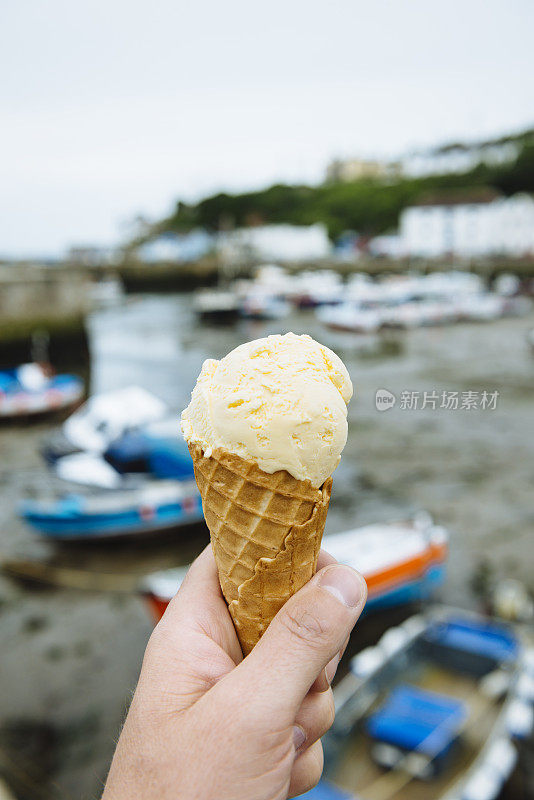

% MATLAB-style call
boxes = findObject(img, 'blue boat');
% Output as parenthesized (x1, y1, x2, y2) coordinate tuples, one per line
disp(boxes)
(0, 364, 83, 420)
(297, 607, 534, 800)
(22, 393, 201, 540)
(105, 432, 193, 479)
(41, 386, 170, 462)
(20, 478, 204, 540)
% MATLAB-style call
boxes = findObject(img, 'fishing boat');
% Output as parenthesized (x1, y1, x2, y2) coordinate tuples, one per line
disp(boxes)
(0, 363, 83, 420)
(22, 425, 200, 539)
(140, 517, 448, 621)
(41, 386, 170, 462)
(299, 607, 534, 800)
(20, 477, 203, 540)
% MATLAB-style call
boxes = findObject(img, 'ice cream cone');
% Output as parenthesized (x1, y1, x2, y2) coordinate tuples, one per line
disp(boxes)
(188, 442, 332, 656)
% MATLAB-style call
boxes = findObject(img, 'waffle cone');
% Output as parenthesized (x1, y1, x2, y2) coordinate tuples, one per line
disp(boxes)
(188, 443, 332, 655)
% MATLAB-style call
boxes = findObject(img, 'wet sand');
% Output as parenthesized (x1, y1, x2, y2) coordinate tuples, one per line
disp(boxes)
(0, 296, 533, 798)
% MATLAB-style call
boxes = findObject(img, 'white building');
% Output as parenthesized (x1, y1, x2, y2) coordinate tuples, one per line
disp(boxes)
(402, 141, 520, 178)
(220, 224, 332, 262)
(326, 158, 400, 182)
(399, 193, 534, 259)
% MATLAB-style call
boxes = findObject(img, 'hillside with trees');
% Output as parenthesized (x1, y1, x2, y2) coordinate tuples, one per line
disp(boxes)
(149, 129, 534, 243)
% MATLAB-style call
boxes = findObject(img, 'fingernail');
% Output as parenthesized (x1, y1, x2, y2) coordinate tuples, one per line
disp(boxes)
(326, 652, 341, 685)
(293, 724, 307, 752)
(318, 566, 365, 608)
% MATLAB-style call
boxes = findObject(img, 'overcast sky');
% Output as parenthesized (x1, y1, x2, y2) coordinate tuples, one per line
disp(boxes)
(1, 0, 533, 257)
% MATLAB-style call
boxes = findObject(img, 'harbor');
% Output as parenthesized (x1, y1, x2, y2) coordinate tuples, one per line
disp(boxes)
(0, 292, 533, 797)
(3, 4, 534, 794)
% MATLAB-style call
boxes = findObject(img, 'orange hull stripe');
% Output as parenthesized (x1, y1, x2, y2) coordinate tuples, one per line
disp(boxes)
(366, 543, 448, 596)
(149, 542, 448, 621)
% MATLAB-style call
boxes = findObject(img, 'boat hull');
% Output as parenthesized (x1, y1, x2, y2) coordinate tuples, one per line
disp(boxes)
(20, 483, 204, 541)
(0, 376, 84, 420)
(142, 519, 449, 621)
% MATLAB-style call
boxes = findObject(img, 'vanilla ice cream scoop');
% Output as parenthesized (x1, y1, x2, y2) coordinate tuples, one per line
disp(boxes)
(181, 332, 352, 487)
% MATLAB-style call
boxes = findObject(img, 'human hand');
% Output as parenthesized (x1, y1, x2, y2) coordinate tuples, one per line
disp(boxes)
(102, 545, 367, 800)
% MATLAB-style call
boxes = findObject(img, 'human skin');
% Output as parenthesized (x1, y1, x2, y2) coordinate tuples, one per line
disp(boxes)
(102, 546, 367, 800)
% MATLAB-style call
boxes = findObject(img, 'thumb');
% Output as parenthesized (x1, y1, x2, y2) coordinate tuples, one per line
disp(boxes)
(231, 564, 367, 721)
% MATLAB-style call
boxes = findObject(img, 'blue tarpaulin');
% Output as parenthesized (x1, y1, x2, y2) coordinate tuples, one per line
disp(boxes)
(425, 617, 519, 663)
(366, 684, 466, 758)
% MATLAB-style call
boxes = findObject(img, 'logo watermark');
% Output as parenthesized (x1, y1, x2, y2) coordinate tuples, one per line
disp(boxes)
(375, 389, 499, 411)
(375, 389, 396, 411)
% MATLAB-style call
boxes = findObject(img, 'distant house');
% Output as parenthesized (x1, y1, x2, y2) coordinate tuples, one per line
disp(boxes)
(67, 245, 117, 266)
(220, 224, 332, 263)
(399, 191, 534, 259)
(136, 230, 213, 263)
(326, 158, 399, 183)
(401, 140, 521, 178)
(368, 234, 405, 259)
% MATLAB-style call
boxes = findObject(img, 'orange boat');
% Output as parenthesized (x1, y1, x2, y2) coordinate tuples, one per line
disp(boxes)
(141, 515, 448, 623)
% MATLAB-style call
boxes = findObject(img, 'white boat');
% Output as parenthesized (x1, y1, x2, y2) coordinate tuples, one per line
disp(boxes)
(194, 288, 240, 321)
(239, 292, 291, 320)
(61, 386, 169, 454)
(302, 606, 534, 800)
(454, 294, 504, 322)
(319, 271, 511, 332)
(289, 270, 343, 308)
(252, 264, 299, 298)
(318, 304, 383, 333)
(381, 300, 458, 329)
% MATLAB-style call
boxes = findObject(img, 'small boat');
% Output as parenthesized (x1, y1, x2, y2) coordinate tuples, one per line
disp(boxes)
(299, 607, 534, 800)
(454, 294, 504, 323)
(318, 305, 383, 334)
(0, 363, 83, 420)
(42, 386, 170, 461)
(141, 517, 448, 621)
(381, 301, 458, 329)
(289, 270, 343, 308)
(22, 425, 200, 539)
(194, 288, 240, 322)
(46, 420, 194, 488)
(20, 478, 203, 540)
(239, 293, 291, 320)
